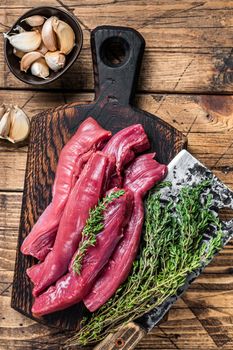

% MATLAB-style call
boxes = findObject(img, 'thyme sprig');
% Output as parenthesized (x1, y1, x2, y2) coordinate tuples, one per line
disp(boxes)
(67, 180, 223, 346)
(72, 189, 125, 274)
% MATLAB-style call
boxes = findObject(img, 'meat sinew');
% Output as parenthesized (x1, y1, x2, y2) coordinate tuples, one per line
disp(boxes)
(27, 151, 114, 296)
(21, 118, 111, 261)
(84, 153, 167, 312)
(32, 189, 133, 316)
(103, 124, 150, 187)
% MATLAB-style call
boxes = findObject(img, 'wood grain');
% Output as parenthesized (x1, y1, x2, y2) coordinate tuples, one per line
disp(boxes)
(12, 95, 185, 332)
(1, 1, 233, 92)
(0, 90, 233, 348)
(1, 91, 232, 191)
(1, 0, 233, 348)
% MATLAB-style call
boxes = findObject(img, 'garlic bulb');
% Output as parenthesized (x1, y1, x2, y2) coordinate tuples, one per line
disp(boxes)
(13, 48, 25, 58)
(42, 16, 58, 52)
(0, 108, 11, 138)
(4, 31, 41, 53)
(20, 51, 44, 72)
(52, 18, 75, 55)
(45, 51, 66, 72)
(22, 15, 45, 27)
(7, 106, 30, 143)
(31, 58, 49, 79)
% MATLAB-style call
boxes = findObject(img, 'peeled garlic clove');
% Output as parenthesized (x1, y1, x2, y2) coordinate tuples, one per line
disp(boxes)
(0, 108, 11, 139)
(41, 16, 58, 52)
(0, 104, 6, 120)
(20, 51, 44, 72)
(4, 31, 41, 53)
(22, 15, 45, 27)
(45, 51, 66, 72)
(13, 48, 25, 58)
(7, 105, 30, 143)
(36, 41, 48, 55)
(52, 18, 75, 55)
(31, 58, 49, 79)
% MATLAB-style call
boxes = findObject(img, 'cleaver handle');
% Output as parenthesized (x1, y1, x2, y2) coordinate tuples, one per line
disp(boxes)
(93, 322, 146, 350)
(91, 26, 145, 106)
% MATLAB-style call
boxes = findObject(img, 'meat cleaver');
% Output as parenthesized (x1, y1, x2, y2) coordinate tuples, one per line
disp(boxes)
(94, 149, 233, 350)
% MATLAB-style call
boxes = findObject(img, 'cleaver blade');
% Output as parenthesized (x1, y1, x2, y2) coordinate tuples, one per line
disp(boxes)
(94, 150, 233, 350)
(138, 149, 233, 332)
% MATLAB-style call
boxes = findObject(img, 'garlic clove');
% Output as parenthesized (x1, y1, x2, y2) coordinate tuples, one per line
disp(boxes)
(7, 105, 30, 143)
(4, 31, 42, 53)
(20, 51, 44, 72)
(22, 15, 45, 27)
(31, 58, 50, 79)
(36, 41, 48, 55)
(32, 25, 43, 33)
(0, 104, 6, 120)
(45, 51, 66, 72)
(0, 108, 11, 139)
(13, 48, 25, 58)
(41, 16, 58, 52)
(52, 18, 75, 55)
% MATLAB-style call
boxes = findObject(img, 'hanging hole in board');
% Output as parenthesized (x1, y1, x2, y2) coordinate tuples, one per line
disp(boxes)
(100, 36, 130, 67)
(218, 207, 233, 222)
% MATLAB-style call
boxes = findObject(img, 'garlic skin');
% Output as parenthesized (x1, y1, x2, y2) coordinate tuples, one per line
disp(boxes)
(0, 105, 30, 143)
(52, 18, 75, 55)
(4, 31, 41, 53)
(45, 51, 66, 72)
(36, 41, 48, 55)
(42, 16, 58, 52)
(32, 25, 43, 33)
(0, 104, 6, 119)
(20, 51, 44, 72)
(13, 25, 26, 33)
(22, 15, 45, 27)
(13, 48, 25, 58)
(31, 58, 49, 79)
(7, 106, 30, 143)
(0, 108, 11, 138)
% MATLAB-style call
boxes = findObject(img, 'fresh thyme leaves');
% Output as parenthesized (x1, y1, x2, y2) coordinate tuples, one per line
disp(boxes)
(72, 189, 125, 274)
(67, 180, 223, 346)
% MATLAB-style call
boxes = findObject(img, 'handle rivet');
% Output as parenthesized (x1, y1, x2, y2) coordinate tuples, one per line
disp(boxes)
(115, 337, 125, 348)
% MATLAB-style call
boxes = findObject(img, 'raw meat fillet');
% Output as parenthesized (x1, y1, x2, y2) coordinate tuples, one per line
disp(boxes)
(21, 117, 111, 261)
(27, 151, 113, 296)
(32, 189, 133, 316)
(84, 153, 167, 311)
(103, 124, 150, 187)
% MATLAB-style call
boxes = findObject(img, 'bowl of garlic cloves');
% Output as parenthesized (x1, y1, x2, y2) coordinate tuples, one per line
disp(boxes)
(4, 6, 83, 85)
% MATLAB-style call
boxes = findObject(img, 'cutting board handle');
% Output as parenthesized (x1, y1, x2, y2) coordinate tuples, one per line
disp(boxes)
(91, 26, 145, 105)
(93, 322, 146, 350)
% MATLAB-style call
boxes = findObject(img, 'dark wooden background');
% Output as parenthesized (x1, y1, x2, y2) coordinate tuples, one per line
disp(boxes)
(1, 1, 233, 349)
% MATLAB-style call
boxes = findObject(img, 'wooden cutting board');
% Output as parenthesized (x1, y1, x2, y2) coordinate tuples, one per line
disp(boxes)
(11, 26, 186, 331)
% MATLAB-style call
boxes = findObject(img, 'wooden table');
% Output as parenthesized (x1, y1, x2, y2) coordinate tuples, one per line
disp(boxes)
(1, 1, 233, 349)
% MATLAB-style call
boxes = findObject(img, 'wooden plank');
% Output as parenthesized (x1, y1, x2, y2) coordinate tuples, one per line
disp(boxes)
(1, 1, 233, 92)
(0, 192, 21, 272)
(1, 89, 233, 346)
(1, 91, 233, 190)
